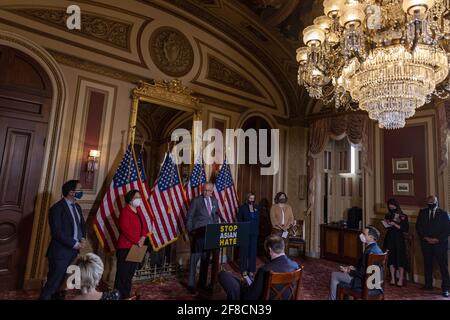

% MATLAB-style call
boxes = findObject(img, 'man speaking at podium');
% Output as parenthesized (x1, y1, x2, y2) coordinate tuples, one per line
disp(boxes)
(186, 182, 220, 294)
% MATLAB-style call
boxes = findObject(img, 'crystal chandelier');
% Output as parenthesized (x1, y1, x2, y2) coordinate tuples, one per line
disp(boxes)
(296, 0, 450, 129)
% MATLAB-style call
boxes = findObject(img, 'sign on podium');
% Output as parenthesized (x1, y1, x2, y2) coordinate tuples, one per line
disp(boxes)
(204, 222, 250, 250)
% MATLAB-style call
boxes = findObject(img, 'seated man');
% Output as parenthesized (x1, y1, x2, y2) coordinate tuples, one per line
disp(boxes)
(328, 225, 383, 300)
(218, 234, 299, 300)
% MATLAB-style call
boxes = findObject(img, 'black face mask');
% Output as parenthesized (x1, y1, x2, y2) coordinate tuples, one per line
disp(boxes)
(388, 207, 397, 213)
(428, 203, 437, 210)
(248, 200, 255, 205)
(278, 198, 287, 204)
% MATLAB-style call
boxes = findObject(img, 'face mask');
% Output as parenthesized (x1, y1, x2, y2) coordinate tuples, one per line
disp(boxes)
(359, 233, 367, 243)
(278, 198, 287, 204)
(388, 207, 397, 213)
(428, 203, 437, 210)
(132, 198, 143, 208)
(74, 191, 83, 200)
(248, 200, 255, 205)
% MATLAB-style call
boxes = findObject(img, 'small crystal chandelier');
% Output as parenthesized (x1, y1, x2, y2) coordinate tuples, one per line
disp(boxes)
(297, 0, 450, 129)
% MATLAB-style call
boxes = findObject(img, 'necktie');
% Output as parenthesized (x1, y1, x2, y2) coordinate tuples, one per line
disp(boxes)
(71, 203, 83, 240)
(206, 198, 212, 217)
(429, 209, 434, 221)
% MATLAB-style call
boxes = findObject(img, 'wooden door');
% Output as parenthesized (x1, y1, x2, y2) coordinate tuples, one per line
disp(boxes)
(236, 117, 273, 254)
(236, 116, 273, 207)
(0, 45, 52, 290)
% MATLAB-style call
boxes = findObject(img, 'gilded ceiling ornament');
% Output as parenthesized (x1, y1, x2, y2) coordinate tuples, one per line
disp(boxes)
(150, 27, 194, 77)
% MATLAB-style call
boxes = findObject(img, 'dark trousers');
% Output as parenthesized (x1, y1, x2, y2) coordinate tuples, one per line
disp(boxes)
(218, 271, 242, 300)
(188, 235, 210, 288)
(188, 251, 210, 288)
(421, 241, 450, 291)
(240, 234, 258, 273)
(114, 248, 139, 299)
(39, 253, 77, 300)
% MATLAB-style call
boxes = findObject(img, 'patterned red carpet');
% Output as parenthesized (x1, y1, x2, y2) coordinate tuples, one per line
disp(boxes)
(1, 257, 447, 300)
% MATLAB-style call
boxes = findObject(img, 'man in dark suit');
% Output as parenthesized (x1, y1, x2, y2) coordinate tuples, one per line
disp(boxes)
(416, 195, 450, 297)
(39, 180, 86, 300)
(218, 235, 299, 300)
(329, 226, 383, 300)
(185, 182, 220, 294)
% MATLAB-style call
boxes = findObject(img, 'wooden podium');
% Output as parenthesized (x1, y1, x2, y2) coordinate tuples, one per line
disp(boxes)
(198, 222, 250, 299)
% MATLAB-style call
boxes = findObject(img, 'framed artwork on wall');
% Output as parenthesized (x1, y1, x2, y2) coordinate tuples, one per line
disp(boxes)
(392, 157, 414, 174)
(392, 179, 415, 196)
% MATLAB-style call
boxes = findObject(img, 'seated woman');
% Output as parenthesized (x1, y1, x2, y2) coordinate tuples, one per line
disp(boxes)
(72, 253, 120, 300)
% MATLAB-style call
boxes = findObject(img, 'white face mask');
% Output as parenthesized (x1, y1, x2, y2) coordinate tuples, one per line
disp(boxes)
(359, 233, 367, 243)
(131, 198, 143, 208)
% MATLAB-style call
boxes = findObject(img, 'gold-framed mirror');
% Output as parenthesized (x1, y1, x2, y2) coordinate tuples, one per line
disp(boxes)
(129, 79, 202, 184)
(127, 79, 202, 278)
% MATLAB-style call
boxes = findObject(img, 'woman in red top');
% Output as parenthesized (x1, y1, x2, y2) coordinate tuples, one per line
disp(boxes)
(114, 190, 148, 299)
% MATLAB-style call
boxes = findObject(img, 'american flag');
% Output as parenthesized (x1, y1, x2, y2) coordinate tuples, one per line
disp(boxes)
(148, 152, 188, 250)
(184, 158, 207, 204)
(93, 145, 153, 252)
(213, 159, 239, 223)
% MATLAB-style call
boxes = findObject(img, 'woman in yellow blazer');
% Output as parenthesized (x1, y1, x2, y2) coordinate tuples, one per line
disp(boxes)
(270, 192, 294, 239)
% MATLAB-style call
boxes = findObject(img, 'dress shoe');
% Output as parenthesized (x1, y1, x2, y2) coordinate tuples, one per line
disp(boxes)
(197, 283, 208, 290)
(51, 290, 66, 300)
(421, 286, 433, 291)
(187, 286, 197, 295)
(443, 290, 449, 298)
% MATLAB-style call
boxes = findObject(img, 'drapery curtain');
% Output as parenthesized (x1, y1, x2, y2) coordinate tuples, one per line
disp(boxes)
(437, 102, 450, 172)
(306, 113, 371, 215)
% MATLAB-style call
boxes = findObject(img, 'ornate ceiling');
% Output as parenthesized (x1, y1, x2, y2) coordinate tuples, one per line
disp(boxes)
(152, 0, 323, 121)
(240, 0, 314, 42)
(0, 0, 327, 122)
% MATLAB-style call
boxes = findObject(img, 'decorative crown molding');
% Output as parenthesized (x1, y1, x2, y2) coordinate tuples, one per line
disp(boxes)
(207, 55, 263, 97)
(48, 49, 149, 83)
(8, 7, 132, 50)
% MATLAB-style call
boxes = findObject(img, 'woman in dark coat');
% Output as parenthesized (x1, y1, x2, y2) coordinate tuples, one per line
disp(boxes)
(237, 192, 260, 278)
(383, 198, 409, 286)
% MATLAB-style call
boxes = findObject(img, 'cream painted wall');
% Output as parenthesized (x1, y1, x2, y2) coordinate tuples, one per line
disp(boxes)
(286, 126, 308, 220)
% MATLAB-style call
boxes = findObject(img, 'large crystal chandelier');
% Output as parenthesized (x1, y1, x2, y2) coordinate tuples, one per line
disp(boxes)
(297, 0, 450, 129)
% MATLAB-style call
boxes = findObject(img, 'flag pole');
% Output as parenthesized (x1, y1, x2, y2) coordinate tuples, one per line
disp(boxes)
(126, 96, 139, 180)
(126, 128, 136, 181)
(128, 96, 139, 145)
(132, 144, 157, 249)
(172, 145, 190, 243)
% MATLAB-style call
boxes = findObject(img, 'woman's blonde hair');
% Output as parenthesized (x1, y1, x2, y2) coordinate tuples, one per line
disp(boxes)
(77, 253, 104, 294)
